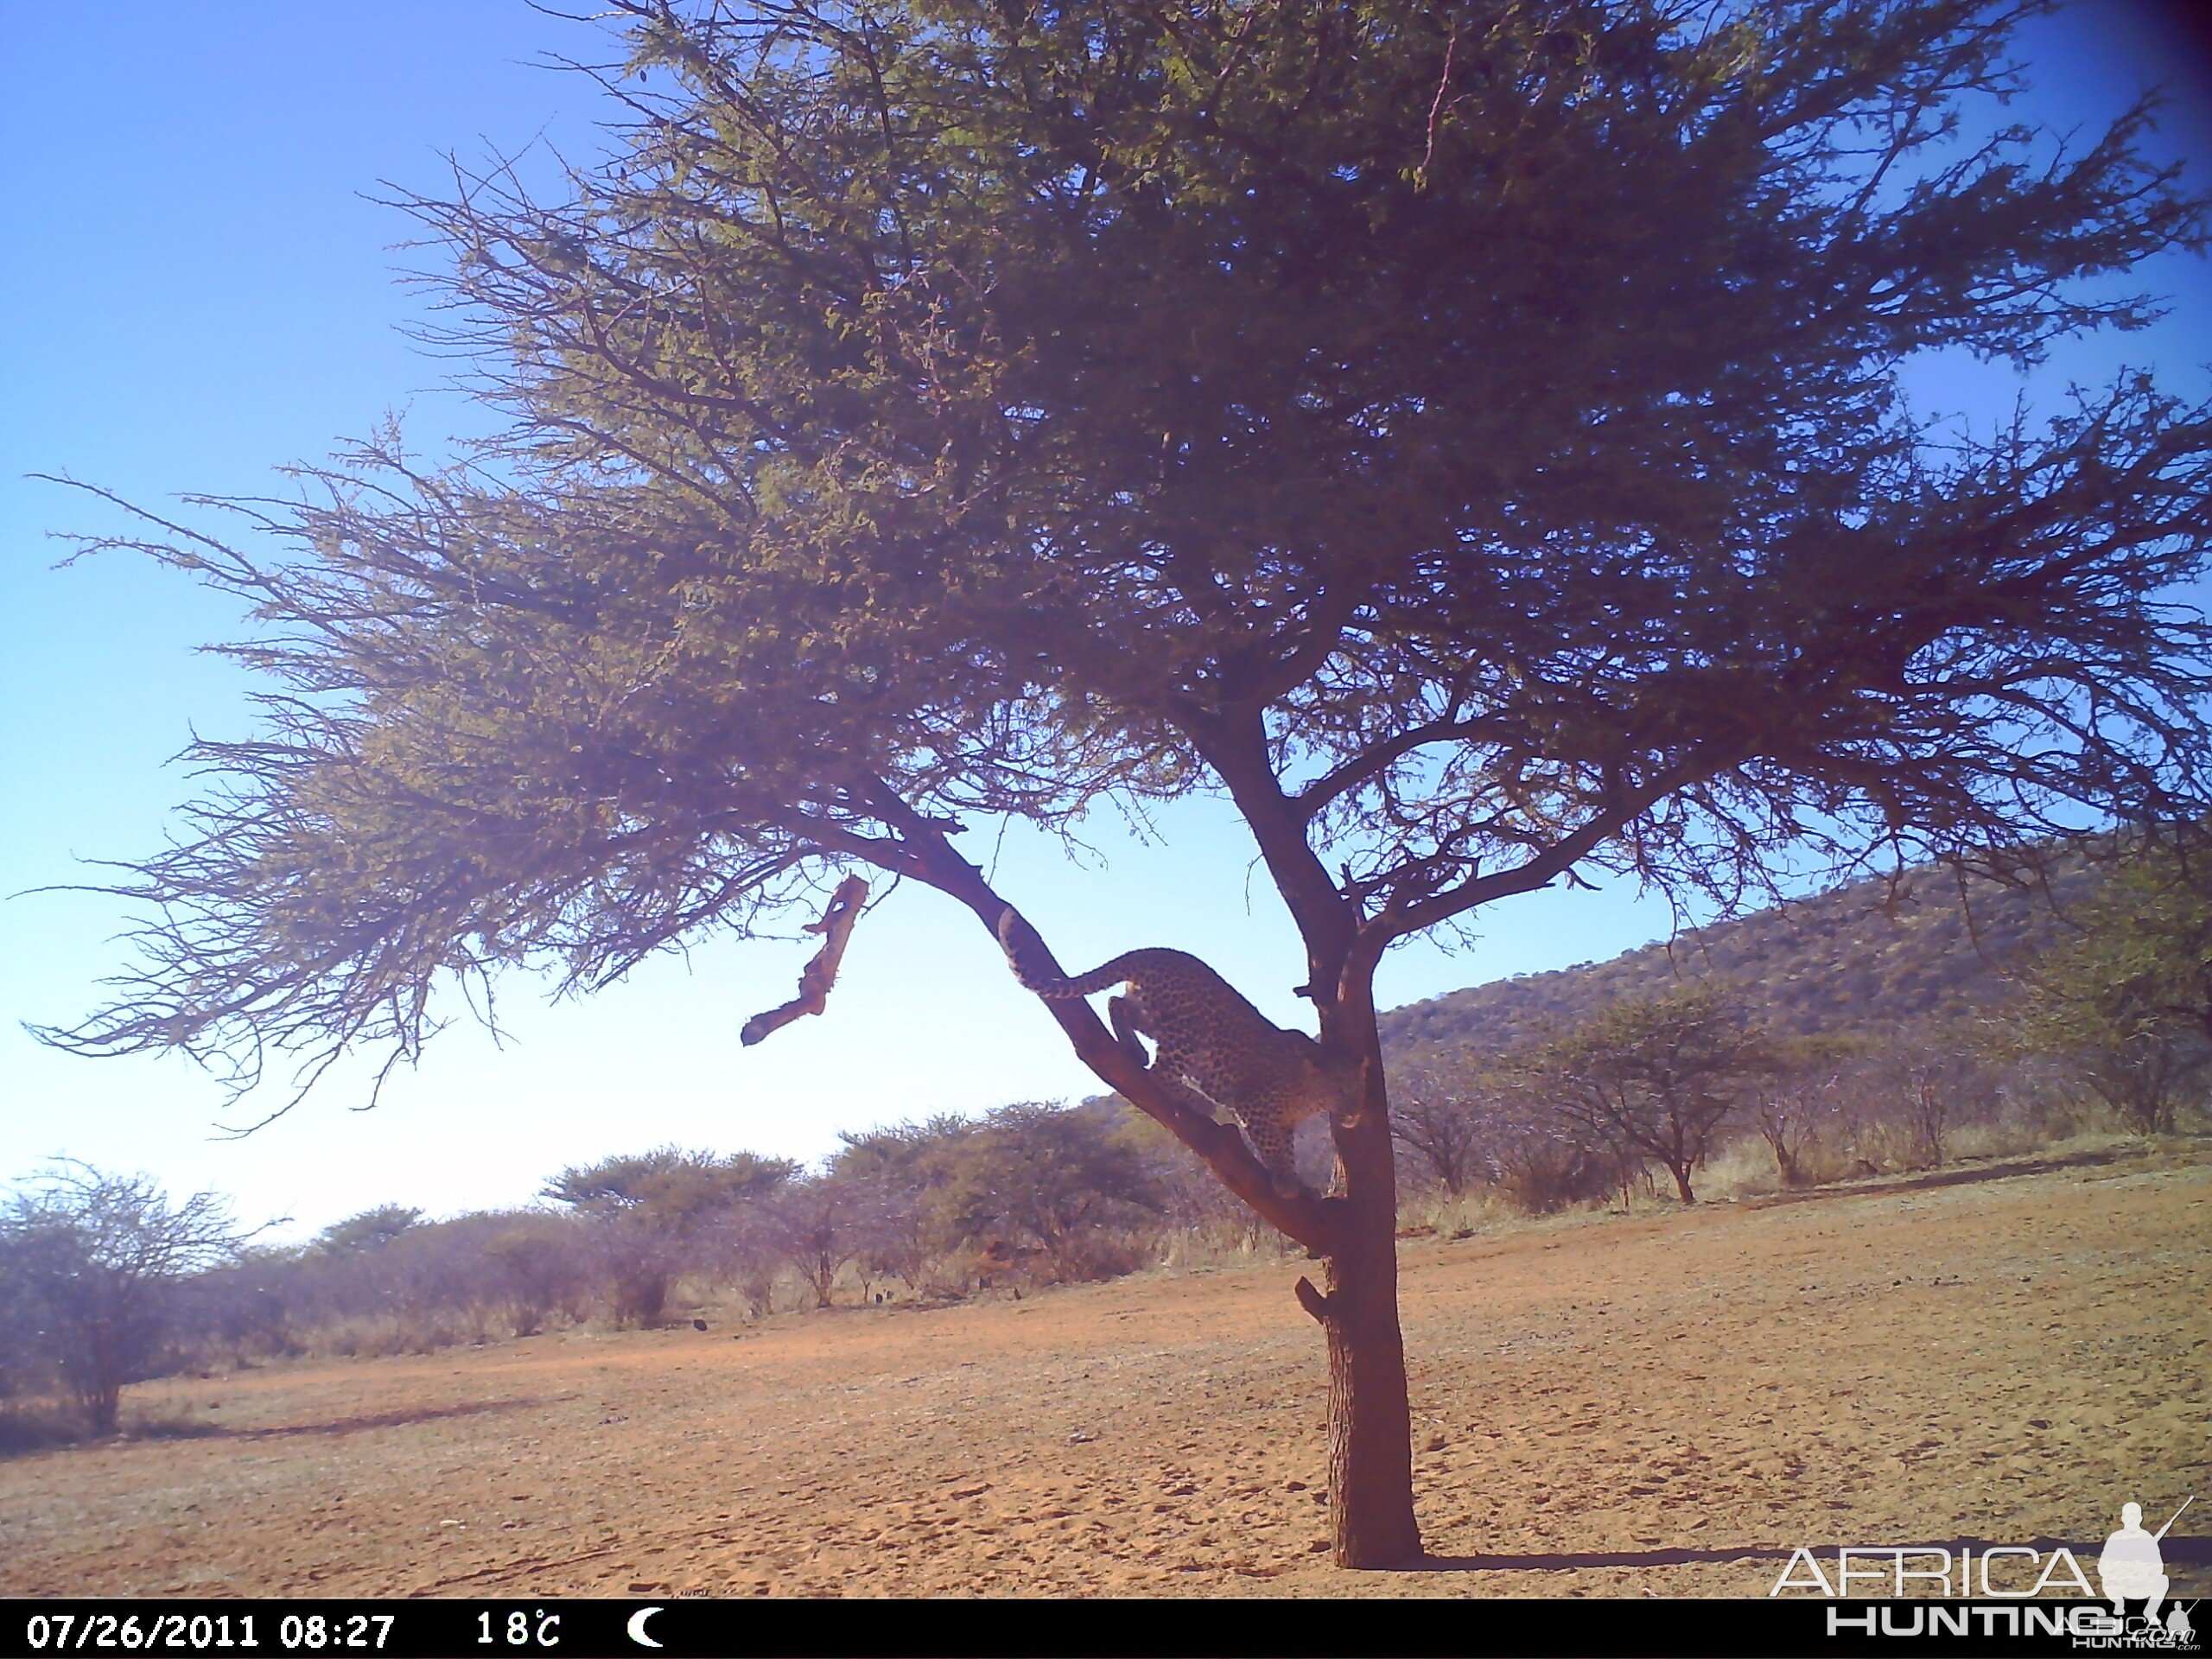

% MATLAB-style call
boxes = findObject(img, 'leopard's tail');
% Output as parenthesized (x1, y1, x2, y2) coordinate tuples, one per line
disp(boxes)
(997, 907, 1137, 998)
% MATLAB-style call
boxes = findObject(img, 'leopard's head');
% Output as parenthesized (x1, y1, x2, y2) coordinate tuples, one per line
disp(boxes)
(1288, 1033, 1363, 1120)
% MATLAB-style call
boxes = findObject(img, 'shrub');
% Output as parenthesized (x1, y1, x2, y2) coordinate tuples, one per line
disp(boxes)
(0, 1166, 246, 1433)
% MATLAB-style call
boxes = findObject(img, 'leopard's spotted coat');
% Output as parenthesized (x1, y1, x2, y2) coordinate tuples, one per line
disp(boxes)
(1000, 912, 1348, 1194)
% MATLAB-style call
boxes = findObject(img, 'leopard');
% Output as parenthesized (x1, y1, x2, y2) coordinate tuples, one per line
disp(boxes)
(998, 909, 1351, 1196)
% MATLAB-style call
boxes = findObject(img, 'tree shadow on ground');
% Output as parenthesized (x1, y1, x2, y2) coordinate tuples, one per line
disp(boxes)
(120, 1397, 547, 1446)
(216, 1398, 543, 1440)
(1747, 1147, 2128, 1211)
(4, 1396, 546, 1459)
(1400, 1535, 2212, 1573)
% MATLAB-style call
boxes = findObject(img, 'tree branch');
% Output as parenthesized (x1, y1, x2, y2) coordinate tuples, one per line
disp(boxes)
(1289, 714, 1507, 823)
(1179, 708, 1361, 1011)
(819, 775, 1348, 1255)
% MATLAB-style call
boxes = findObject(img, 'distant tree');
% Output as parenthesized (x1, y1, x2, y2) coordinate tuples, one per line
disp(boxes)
(1748, 1034, 1867, 1187)
(946, 1103, 1167, 1281)
(188, 1243, 309, 1364)
(2095, 847, 2212, 1047)
(544, 1146, 795, 1325)
(829, 1117, 977, 1293)
(1475, 1068, 1619, 1215)
(542, 1147, 796, 1220)
(471, 1216, 589, 1337)
(752, 1174, 880, 1308)
(2017, 848, 2212, 1133)
(314, 1205, 423, 1255)
(830, 1117, 978, 1186)
(0, 1166, 250, 1433)
(1389, 1061, 1488, 1197)
(46, 0, 2212, 1563)
(0, 1230, 44, 1405)
(601, 1220, 683, 1327)
(1543, 988, 1776, 1205)
(1110, 1107, 1268, 1252)
(1877, 1030, 2001, 1166)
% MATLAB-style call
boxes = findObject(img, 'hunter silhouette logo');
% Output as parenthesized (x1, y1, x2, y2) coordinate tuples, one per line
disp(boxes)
(2100, 1498, 2186, 1628)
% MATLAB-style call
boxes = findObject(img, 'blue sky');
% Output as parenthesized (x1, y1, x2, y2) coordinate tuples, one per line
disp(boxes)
(3, 2, 2208, 1241)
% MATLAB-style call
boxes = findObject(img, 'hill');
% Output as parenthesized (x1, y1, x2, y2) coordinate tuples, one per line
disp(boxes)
(1378, 856, 2098, 1064)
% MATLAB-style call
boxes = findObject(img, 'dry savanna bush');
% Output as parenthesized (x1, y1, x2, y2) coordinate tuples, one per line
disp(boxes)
(1389, 988, 2197, 1221)
(7, 949, 2201, 1451)
(0, 1102, 1254, 1446)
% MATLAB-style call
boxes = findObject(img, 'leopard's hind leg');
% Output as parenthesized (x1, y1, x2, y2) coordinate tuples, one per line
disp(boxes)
(1240, 1111, 1306, 1198)
(1105, 993, 1152, 1071)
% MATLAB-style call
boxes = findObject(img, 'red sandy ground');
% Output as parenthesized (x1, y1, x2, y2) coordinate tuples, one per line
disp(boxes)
(2, 1144, 2205, 1598)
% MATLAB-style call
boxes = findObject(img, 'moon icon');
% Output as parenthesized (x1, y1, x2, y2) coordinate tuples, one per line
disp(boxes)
(626, 1606, 664, 1649)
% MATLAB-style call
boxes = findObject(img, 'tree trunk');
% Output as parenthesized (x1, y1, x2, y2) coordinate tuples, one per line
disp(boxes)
(958, 883, 1422, 1567)
(1302, 1039, 1421, 1568)
(1772, 1135, 1803, 1189)
(80, 1370, 121, 1436)
(1669, 1160, 1696, 1205)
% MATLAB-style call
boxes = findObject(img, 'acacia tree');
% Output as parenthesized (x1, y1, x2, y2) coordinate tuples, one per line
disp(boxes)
(2017, 845, 2212, 1130)
(44, 0, 2212, 1564)
(1, 1167, 247, 1434)
(943, 1101, 1168, 1279)
(0, 1230, 47, 1408)
(1878, 1027, 2000, 1165)
(829, 1116, 976, 1291)
(315, 1205, 424, 1255)
(1747, 1033, 1866, 1187)
(1389, 1058, 1490, 1196)
(1541, 986, 1777, 1203)
(543, 1146, 794, 1322)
